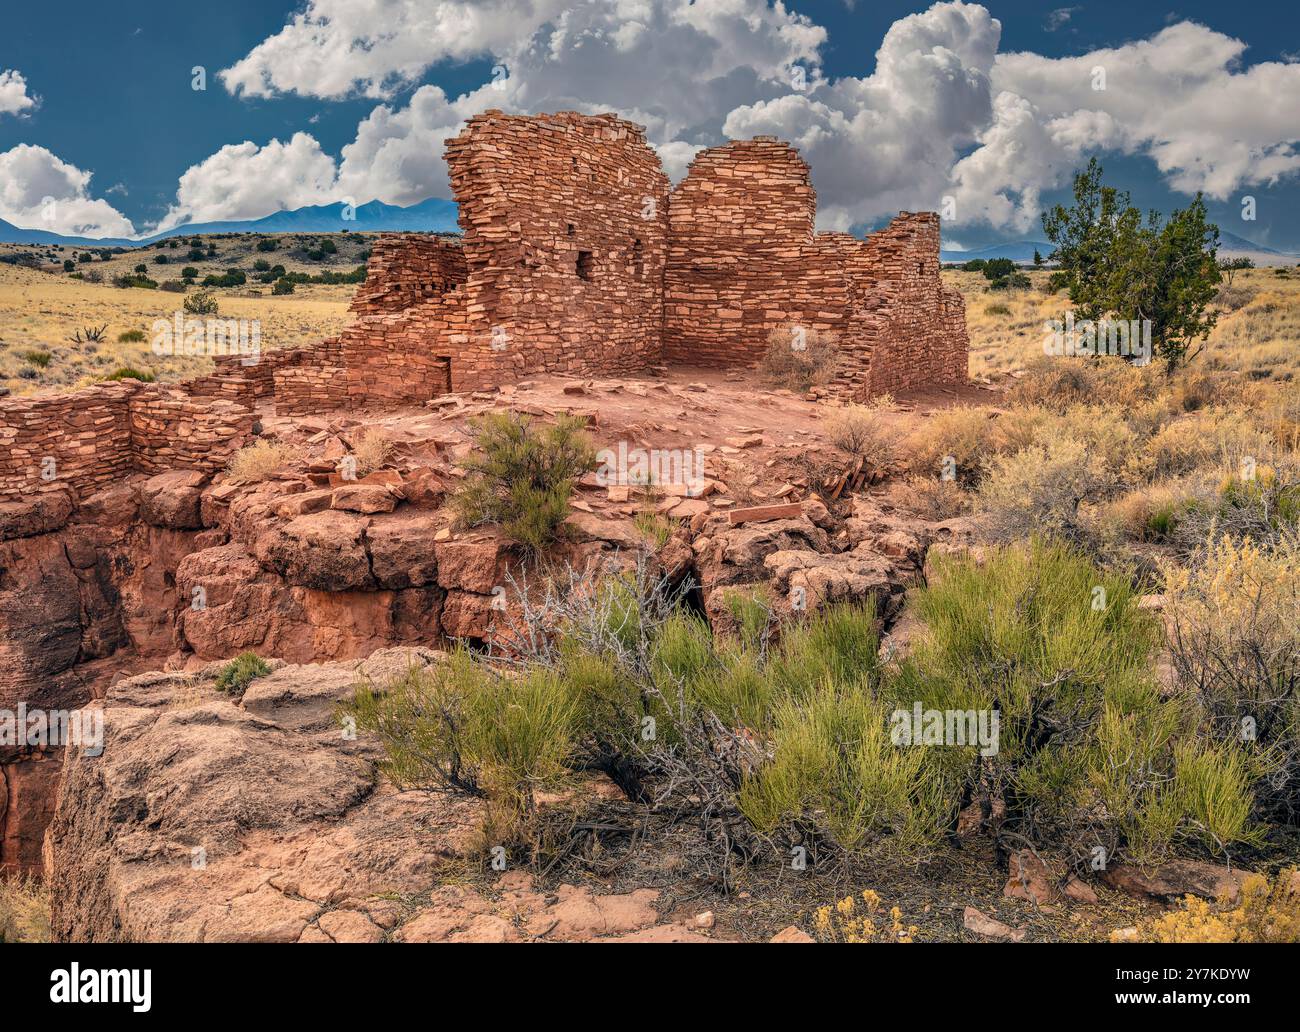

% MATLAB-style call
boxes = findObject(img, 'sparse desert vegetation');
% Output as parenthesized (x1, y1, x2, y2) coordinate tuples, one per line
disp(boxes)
(0, 233, 364, 395)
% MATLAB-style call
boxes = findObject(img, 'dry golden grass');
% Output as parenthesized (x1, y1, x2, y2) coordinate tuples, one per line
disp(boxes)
(0, 258, 353, 396)
(945, 266, 1300, 385)
(0, 875, 50, 942)
(351, 426, 394, 477)
(226, 438, 299, 482)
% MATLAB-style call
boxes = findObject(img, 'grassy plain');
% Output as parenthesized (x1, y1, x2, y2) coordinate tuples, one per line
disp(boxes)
(0, 232, 366, 395)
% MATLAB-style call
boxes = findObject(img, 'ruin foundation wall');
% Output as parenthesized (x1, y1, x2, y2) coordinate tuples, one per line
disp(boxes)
(0, 380, 255, 503)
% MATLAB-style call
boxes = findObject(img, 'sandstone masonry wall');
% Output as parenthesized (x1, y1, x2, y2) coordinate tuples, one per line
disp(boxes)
(349, 235, 467, 315)
(338, 111, 671, 405)
(0, 380, 254, 502)
(273, 338, 347, 416)
(662, 140, 967, 399)
(0, 383, 138, 501)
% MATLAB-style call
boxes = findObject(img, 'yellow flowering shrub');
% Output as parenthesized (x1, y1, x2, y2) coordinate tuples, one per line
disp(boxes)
(813, 889, 919, 943)
(1117, 869, 1300, 943)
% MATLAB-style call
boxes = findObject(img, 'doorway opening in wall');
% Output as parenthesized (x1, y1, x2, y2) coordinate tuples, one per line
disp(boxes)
(632, 239, 643, 280)
(576, 251, 595, 280)
(433, 356, 451, 395)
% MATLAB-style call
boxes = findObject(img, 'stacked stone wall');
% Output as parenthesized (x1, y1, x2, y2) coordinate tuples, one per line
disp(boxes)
(0, 383, 138, 501)
(0, 379, 254, 502)
(336, 111, 671, 404)
(349, 235, 467, 315)
(273, 338, 348, 415)
(128, 390, 255, 474)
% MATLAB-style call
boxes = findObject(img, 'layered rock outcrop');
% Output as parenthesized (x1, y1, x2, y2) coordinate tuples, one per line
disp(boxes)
(45, 648, 715, 943)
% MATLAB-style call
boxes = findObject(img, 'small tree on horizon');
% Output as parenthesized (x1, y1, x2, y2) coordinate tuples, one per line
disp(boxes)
(1219, 256, 1254, 286)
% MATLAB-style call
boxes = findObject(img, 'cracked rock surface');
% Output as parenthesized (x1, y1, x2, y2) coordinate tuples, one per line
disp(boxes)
(45, 646, 718, 943)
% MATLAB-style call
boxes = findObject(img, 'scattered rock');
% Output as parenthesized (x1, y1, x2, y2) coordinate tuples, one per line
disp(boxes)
(330, 484, 398, 514)
(963, 906, 1026, 942)
(1003, 849, 1059, 905)
(1102, 860, 1252, 904)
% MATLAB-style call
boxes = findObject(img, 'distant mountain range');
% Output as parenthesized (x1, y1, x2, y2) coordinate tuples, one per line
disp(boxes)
(941, 232, 1298, 266)
(4, 196, 1295, 265)
(0, 197, 460, 248)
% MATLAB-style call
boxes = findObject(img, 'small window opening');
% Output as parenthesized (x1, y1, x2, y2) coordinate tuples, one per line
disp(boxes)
(567, 223, 575, 236)
(576, 251, 594, 280)
(631, 238, 644, 280)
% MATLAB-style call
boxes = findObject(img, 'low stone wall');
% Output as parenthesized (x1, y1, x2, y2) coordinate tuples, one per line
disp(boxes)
(0, 383, 139, 501)
(273, 338, 347, 415)
(129, 390, 255, 474)
(0, 379, 254, 502)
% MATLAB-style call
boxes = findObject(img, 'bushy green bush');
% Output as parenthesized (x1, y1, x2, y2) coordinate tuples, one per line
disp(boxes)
(104, 367, 154, 382)
(452, 411, 595, 552)
(902, 540, 1260, 864)
(347, 650, 579, 843)
(214, 652, 271, 695)
(346, 542, 1264, 872)
(183, 289, 219, 315)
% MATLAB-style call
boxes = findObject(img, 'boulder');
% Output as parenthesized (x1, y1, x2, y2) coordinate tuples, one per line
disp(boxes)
(0, 490, 74, 540)
(1003, 849, 1059, 905)
(434, 539, 516, 594)
(45, 649, 480, 943)
(253, 510, 375, 591)
(763, 544, 896, 609)
(138, 470, 208, 529)
(330, 484, 398, 515)
(564, 510, 648, 551)
(367, 512, 442, 589)
(1102, 860, 1252, 904)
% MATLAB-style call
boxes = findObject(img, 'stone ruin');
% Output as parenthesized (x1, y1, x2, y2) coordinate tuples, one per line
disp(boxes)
(0, 109, 969, 508)
(271, 110, 968, 413)
(0, 111, 968, 876)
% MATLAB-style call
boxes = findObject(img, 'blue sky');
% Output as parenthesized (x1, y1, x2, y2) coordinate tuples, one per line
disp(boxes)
(2, 1, 1298, 249)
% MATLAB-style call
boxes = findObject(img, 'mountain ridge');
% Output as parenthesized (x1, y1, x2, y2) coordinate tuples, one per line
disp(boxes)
(0, 197, 460, 247)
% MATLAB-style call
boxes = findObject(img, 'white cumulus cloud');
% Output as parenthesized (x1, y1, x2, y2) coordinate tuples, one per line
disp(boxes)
(155, 133, 342, 232)
(0, 144, 134, 237)
(0, 69, 37, 117)
(161, 1, 1300, 236)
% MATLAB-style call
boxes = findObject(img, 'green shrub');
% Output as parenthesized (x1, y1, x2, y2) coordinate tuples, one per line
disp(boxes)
(20, 349, 52, 368)
(214, 652, 271, 695)
(117, 329, 146, 343)
(271, 278, 295, 295)
(452, 411, 595, 552)
(104, 367, 154, 382)
(739, 684, 954, 857)
(183, 289, 219, 315)
(347, 543, 1265, 871)
(902, 540, 1260, 864)
(346, 650, 579, 842)
(201, 270, 245, 288)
